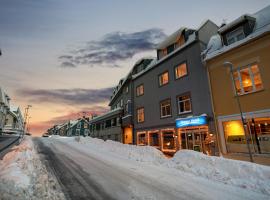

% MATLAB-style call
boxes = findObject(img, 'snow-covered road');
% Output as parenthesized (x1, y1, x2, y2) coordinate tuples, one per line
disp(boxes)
(34, 137, 270, 200)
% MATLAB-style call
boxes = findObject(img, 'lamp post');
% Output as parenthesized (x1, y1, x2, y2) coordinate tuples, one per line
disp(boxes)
(22, 105, 32, 139)
(223, 62, 253, 162)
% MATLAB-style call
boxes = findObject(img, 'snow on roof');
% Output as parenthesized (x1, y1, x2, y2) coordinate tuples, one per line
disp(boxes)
(132, 33, 197, 80)
(218, 14, 255, 34)
(10, 105, 19, 112)
(204, 5, 270, 61)
(156, 27, 186, 49)
(89, 107, 122, 123)
(109, 57, 154, 104)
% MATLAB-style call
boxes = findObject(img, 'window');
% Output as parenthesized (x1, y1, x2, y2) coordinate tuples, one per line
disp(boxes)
(77, 122, 81, 128)
(137, 132, 147, 145)
(125, 86, 129, 93)
(136, 84, 144, 96)
(137, 107, 145, 123)
(177, 94, 192, 114)
(149, 132, 160, 147)
(226, 27, 245, 45)
(233, 63, 263, 95)
(159, 71, 169, 86)
(162, 131, 175, 150)
(111, 118, 116, 127)
(160, 99, 171, 118)
(120, 99, 123, 107)
(76, 129, 80, 136)
(84, 122, 88, 129)
(175, 62, 187, 79)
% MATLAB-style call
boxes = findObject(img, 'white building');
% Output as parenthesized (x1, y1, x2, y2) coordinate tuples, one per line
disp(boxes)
(0, 87, 10, 135)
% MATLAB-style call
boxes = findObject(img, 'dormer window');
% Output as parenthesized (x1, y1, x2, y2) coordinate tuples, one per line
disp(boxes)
(226, 27, 245, 45)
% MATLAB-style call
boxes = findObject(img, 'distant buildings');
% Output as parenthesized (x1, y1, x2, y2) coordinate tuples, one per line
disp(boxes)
(4, 106, 24, 135)
(0, 87, 11, 135)
(0, 87, 24, 136)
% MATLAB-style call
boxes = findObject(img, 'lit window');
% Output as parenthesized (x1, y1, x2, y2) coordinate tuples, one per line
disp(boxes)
(159, 71, 169, 86)
(137, 132, 147, 145)
(84, 123, 88, 128)
(233, 63, 263, 95)
(223, 120, 245, 145)
(175, 62, 187, 79)
(136, 84, 144, 96)
(226, 27, 245, 45)
(162, 131, 175, 150)
(177, 94, 192, 114)
(160, 99, 171, 118)
(137, 107, 144, 123)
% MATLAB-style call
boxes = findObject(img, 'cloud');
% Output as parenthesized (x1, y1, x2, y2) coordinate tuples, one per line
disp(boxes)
(17, 87, 113, 105)
(29, 106, 109, 135)
(58, 28, 167, 68)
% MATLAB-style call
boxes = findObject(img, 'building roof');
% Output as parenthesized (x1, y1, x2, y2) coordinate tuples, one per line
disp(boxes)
(89, 107, 123, 124)
(156, 27, 186, 49)
(109, 57, 154, 105)
(204, 5, 270, 61)
(132, 33, 197, 80)
(218, 14, 256, 34)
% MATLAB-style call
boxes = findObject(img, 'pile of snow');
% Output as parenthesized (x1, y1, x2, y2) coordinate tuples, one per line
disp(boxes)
(165, 150, 270, 195)
(53, 136, 270, 196)
(0, 136, 65, 200)
(56, 136, 166, 165)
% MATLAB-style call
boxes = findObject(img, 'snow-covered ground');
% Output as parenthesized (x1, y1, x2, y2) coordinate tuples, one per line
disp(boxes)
(50, 136, 270, 198)
(0, 136, 65, 200)
(1, 135, 270, 200)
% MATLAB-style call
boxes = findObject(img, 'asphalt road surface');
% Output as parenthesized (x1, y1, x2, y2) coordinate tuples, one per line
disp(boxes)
(34, 138, 269, 200)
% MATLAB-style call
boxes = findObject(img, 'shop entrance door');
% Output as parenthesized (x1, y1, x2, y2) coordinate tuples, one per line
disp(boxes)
(180, 126, 208, 153)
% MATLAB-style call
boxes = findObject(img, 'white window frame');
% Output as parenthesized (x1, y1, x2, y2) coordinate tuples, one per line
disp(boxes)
(226, 27, 245, 45)
(232, 63, 263, 95)
(160, 100, 171, 118)
(177, 94, 192, 114)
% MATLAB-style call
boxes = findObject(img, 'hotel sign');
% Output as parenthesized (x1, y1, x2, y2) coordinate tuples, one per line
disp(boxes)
(176, 116, 207, 128)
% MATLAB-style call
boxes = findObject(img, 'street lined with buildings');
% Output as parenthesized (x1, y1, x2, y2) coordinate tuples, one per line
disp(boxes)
(46, 5, 270, 164)
(1, 3, 270, 200)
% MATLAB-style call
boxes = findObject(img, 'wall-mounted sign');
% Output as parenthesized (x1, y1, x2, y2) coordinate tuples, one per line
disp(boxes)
(176, 116, 207, 128)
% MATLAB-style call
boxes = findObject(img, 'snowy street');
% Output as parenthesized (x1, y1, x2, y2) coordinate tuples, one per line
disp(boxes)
(31, 136, 270, 200)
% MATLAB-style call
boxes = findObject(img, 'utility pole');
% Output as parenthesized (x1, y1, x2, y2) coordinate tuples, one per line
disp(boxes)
(22, 105, 32, 140)
(26, 117, 31, 134)
(223, 62, 253, 162)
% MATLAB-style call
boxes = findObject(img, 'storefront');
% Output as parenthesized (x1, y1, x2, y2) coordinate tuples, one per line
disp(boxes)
(218, 110, 270, 154)
(136, 128, 177, 154)
(176, 115, 214, 155)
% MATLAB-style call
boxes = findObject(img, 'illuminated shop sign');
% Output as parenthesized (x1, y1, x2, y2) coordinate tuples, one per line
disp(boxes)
(176, 116, 207, 128)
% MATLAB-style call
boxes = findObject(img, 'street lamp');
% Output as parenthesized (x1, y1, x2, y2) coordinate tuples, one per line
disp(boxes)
(223, 61, 253, 162)
(22, 105, 32, 140)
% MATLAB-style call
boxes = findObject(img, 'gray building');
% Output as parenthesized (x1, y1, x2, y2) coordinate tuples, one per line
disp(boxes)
(89, 58, 154, 143)
(132, 20, 219, 155)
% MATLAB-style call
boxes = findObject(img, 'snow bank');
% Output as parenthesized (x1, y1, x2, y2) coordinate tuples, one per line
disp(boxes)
(58, 136, 166, 164)
(51, 136, 270, 196)
(0, 136, 65, 200)
(166, 150, 270, 195)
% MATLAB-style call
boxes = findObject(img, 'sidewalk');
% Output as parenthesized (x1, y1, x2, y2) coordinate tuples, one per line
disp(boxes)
(223, 153, 270, 166)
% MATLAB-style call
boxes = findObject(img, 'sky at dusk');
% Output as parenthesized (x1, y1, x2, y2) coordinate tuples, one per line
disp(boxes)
(1, 0, 270, 136)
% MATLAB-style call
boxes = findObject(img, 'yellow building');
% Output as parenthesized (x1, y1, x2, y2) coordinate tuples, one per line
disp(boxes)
(204, 6, 270, 155)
